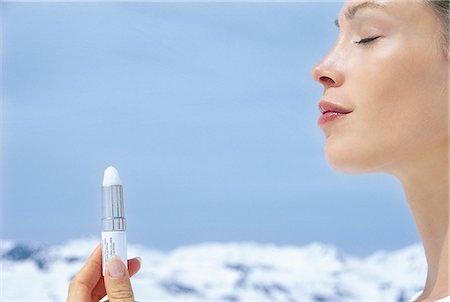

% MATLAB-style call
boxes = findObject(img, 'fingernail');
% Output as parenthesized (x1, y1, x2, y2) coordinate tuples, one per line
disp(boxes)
(136, 257, 142, 264)
(107, 256, 126, 279)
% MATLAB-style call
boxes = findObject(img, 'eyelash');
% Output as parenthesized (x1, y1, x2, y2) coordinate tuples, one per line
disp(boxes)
(354, 36, 380, 45)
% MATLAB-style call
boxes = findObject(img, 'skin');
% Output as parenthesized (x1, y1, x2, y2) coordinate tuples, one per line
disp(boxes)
(312, 0, 449, 301)
(67, 243, 141, 302)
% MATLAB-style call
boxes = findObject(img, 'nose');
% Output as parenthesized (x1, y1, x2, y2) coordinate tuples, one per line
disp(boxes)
(311, 51, 344, 90)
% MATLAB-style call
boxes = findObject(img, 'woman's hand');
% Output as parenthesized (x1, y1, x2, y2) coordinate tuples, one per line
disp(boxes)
(67, 243, 141, 302)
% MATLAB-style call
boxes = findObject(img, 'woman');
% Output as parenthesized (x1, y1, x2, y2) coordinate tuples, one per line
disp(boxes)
(67, 0, 449, 301)
(312, 0, 449, 301)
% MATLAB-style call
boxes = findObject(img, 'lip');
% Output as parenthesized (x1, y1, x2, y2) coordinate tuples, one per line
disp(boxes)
(318, 100, 353, 127)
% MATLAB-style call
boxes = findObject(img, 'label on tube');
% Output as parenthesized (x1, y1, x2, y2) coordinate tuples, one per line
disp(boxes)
(102, 231, 127, 275)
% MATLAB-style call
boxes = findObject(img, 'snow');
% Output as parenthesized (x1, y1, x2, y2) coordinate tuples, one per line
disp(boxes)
(0, 238, 426, 301)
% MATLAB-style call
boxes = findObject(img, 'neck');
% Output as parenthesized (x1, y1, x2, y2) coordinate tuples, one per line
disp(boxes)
(393, 143, 449, 301)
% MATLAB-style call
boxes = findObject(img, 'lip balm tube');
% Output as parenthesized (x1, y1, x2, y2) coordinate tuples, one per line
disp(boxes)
(101, 166, 127, 275)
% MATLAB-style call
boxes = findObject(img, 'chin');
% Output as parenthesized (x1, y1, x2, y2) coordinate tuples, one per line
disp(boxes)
(324, 138, 385, 174)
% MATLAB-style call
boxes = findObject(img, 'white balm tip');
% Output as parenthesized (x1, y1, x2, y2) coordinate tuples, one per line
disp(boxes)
(103, 166, 122, 186)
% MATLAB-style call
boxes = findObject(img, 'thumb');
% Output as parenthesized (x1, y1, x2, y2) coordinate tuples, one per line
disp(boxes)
(104, 256, 135, 302)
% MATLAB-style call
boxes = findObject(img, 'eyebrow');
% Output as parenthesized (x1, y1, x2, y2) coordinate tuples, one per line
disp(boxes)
(335, 1, 387, 28)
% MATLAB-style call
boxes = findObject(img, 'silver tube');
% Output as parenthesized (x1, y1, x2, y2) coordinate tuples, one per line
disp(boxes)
(102, 185, 126, 231)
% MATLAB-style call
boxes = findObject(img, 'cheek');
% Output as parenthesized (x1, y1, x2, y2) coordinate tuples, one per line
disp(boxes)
(362, 42, 448, 155)
(326, 38, 448, 173)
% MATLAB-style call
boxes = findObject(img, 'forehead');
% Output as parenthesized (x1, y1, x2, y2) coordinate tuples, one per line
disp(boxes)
(339, 0, 424, 18)
(337, 0, 430, 27)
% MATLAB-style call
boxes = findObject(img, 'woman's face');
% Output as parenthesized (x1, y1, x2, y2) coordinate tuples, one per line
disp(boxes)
(312, 0, 448, 175)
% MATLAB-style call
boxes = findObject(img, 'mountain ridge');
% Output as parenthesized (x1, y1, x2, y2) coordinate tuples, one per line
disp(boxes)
(1, 238, 426, 301)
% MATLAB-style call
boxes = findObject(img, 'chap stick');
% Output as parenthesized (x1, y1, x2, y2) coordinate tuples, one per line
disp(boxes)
(101, 166, 127, 275)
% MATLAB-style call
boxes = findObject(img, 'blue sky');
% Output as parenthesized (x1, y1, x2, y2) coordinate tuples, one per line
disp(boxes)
(2, 1, 418, 256)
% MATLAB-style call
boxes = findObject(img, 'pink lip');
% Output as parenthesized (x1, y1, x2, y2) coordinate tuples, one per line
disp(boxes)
(318, 100, 353, 126)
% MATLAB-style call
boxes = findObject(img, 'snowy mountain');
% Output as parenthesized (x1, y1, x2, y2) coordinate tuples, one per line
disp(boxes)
(1, 238, 426, 301)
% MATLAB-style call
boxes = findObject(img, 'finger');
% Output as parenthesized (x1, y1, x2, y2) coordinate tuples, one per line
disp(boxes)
(91, 257, 141, 301)
(104, 256, 135, 302)
(92, 257, 141, 300)
(127, 257, 142, 277)
(67, 243, 102, 302)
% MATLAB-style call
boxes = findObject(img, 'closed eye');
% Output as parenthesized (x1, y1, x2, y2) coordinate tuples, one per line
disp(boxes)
(354, 36, 380, 44)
